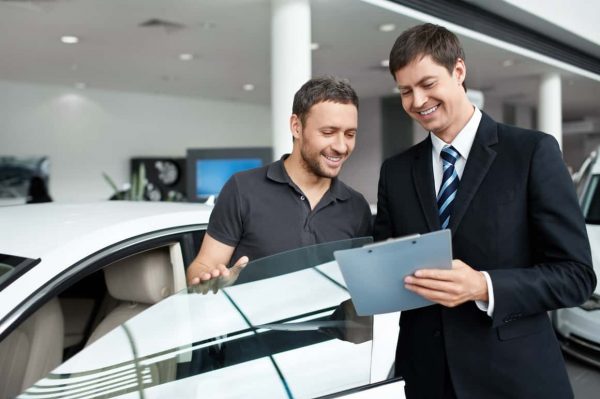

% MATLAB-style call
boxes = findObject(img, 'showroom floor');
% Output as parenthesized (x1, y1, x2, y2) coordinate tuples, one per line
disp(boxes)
(565, 355, 600, 398)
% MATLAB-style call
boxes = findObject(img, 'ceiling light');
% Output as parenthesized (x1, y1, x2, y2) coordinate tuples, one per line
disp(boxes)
(179, 53, 194, 61)
(61, 35, 79, 44)
(379, 23, 396, 32)
(243, 84, 255, 91)
(502, 59, 515, 67)
(311, 42, 320, 51)
(199, 22, 216, 30)
(75, 82, 87, 90)
(380, 59, 390, 68)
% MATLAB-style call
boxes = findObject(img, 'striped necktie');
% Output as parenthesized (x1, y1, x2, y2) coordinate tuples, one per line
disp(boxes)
(438, 145, 460, 229)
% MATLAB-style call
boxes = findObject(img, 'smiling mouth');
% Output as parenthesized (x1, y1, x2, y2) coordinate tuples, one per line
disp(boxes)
(323, 154, 343, 164)
(418, 105, 439, 116)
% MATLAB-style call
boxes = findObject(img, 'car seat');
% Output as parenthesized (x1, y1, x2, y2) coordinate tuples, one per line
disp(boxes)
(86, 247, 174, 346)
(0, 298, 64, 398)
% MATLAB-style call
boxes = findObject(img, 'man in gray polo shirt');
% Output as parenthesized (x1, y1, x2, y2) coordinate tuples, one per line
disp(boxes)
(187, 76, 372, 290)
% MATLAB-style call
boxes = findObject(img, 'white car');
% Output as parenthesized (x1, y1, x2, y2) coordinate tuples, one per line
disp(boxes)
(0, 202, 403, 398)
(553, 150, 600, 368)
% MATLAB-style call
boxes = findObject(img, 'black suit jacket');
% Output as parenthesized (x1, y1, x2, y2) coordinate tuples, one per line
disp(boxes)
(373, 112, 596, 399)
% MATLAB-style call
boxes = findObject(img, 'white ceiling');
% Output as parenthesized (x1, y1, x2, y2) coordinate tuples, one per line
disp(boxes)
(0, 0, 598, 120)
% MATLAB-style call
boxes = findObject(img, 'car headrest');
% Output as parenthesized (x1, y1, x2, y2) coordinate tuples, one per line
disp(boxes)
(104, 248, 174, 305)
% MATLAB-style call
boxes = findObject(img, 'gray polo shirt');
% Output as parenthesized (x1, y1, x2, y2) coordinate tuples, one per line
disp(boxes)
(207, 157, 372, 265)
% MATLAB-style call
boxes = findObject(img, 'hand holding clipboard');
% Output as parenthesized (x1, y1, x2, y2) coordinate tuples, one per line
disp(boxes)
(334, 230, 453, 316)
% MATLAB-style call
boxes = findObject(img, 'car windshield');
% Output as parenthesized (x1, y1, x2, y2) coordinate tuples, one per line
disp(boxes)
(581, 174, 600, 224)
(0, 253, 38, 291)
(24, 237, 377, 399)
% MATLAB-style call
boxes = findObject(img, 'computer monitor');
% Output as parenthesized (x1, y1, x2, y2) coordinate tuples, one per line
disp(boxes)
(186, 148, 272, 202)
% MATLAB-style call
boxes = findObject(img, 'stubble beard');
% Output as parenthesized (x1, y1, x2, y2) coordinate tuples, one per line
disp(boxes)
(300, 145, 337, 179)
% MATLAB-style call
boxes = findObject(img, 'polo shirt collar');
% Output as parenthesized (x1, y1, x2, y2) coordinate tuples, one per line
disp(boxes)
(266, 154, 351, 201)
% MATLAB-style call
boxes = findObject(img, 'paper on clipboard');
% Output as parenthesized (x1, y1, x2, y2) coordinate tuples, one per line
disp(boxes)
(334, 229, 452, 316)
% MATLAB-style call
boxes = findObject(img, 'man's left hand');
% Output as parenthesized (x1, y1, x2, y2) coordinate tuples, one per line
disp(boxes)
(404, 259, 488, 307)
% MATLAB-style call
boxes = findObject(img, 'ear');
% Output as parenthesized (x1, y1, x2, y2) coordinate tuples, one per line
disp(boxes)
(453, 58, 466, 85)
(290, 114, 302, 140)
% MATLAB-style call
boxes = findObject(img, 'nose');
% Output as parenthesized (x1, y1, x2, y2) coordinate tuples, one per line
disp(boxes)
(331, 132, 349, 154)
(412, 89, 427, 109)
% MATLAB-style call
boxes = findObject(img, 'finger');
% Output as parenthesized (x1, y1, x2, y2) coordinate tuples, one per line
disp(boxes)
(230, 256, 249, 276)
(200, 272, 215, 281)
(233, 256, 249, 268)
(190, 277, 200, 286)
(405, 283, 456, 303)
(405, 277, 460, 294)
(212, 279, 221, 294)
(413, 268, 456, 281)
(217, 264, 230, 277)
(201, 281, 211, 295)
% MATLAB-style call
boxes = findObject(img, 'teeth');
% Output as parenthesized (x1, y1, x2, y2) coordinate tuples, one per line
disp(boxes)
(419, 105, 438, 115)
(325, 155, 341, 162)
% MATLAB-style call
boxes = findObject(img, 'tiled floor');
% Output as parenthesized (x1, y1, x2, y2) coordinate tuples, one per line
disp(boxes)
(565, 354, 600, 398)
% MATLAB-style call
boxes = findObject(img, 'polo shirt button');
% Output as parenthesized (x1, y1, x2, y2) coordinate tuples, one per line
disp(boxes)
(300, 195, 305, 200)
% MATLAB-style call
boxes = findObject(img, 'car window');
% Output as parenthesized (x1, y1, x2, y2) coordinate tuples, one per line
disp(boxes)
(0, 253, 38, 290)
(581, 174, 600, 224)
(22, 238, 377, 399)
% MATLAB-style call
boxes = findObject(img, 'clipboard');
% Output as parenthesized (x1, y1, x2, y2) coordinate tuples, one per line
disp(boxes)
(334, 229, 452, 316)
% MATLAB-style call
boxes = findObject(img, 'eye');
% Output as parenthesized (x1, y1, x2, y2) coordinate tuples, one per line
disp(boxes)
(346, 131, 357, 138)
(423, 81, 436, 89)
(400, 89, 412, 96)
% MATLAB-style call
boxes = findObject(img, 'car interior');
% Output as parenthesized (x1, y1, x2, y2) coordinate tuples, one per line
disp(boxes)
(0, 242, 188, 398)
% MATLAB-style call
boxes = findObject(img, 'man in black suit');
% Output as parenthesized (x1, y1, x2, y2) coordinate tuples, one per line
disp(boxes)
(374, 23, 596, 399)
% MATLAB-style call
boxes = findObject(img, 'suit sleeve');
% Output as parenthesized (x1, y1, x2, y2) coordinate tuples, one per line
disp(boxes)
(373, 160, 394, 242)
(488, 135, 597, 327)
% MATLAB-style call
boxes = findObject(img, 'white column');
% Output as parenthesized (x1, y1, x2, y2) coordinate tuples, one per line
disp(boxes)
(271, 0, 311, 160)
(538, 73, 562, 149)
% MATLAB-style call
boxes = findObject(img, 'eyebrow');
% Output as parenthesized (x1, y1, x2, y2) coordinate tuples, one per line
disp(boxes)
(320, 125, 357, 131)
(398, 75, 437, 89)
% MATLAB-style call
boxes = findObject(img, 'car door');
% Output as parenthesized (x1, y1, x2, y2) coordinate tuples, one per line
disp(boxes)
(0, 226, 206, 398)
(19, 238, 399, 399)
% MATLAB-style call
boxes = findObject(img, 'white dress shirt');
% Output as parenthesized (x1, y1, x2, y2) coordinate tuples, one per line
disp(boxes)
(429, 106, 495, 317)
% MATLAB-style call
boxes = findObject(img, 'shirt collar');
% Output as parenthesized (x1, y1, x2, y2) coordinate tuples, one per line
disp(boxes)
(266, 154, 351, 201)
(430, 106, 482, 161)
(266, 155, 290, 184)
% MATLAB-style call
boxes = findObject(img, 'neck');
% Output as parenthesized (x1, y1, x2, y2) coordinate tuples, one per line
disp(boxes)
(284, 151, 332, 195)
(434, 101, 475, 143)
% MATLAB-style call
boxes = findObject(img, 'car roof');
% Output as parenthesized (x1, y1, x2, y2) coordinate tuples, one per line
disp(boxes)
(0, 201, 212, 258)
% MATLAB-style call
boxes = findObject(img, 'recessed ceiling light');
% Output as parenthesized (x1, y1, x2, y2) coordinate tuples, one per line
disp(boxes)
(380, 59, 390, 68)
(199, 21, 216, 30)
(75, 82, 87, 90)
(243, 84, 255, 91)
(311, 42, 320, 51)
(179, 53, 194, 61)
(61, 35, 79, 44)
(379, 23, 396, 32)
(502, 59, 515, 67)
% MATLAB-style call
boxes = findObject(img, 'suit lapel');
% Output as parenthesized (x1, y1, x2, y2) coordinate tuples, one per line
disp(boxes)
(450, 113, 498, 234)
(412, 138, 440, 231)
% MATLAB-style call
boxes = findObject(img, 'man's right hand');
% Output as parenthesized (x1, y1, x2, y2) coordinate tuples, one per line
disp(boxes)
(189, 256, 249, 294)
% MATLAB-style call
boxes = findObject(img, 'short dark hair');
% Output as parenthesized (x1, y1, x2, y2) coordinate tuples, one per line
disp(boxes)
(292, 76, 359, 125)
(389, 23, 465, 82)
